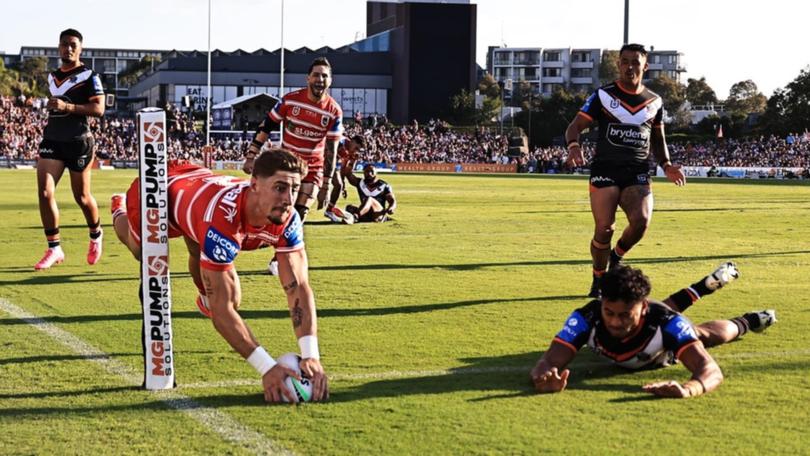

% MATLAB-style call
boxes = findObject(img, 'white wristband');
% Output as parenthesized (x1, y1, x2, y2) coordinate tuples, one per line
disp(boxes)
(298, 335, 320, 360)
(247, 346, 276, 377)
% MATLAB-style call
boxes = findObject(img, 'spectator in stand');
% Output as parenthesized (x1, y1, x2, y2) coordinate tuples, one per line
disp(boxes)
(2, 94, 808, 173)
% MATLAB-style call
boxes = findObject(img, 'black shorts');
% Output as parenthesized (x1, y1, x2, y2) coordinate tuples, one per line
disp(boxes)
(38, 136, 95, 172)
(589, 161, 651, 190)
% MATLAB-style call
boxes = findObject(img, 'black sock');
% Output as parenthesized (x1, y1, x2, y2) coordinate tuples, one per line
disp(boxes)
(45, 228, 60, 249)
(730, 315, 754, 338)
(691, 277, 713, 297)
(609, 249, 623, 266)
(89, 220, 102, 240)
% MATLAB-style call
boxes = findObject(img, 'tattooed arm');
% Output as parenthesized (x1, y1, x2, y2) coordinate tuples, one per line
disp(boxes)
(277, 249, 317, 337)
(200, 267, 257, 357)
(277, 248, 328, 400)
(201, 267, 301, 402)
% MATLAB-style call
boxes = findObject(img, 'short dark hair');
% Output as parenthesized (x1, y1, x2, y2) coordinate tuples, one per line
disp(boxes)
(619, 43, 647, 57)
(308, 57, 332, 75)
(600, 264, 651, 304)
(60, 28, 83, 42)
(252, 148, 307, 179)
(350, 135, 366, 149)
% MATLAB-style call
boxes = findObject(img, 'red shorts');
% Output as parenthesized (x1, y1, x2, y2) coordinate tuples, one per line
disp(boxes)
(303, 167, 323, 187)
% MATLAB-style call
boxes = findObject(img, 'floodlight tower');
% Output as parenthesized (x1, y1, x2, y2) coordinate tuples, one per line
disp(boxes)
(623, 0, 629, 44)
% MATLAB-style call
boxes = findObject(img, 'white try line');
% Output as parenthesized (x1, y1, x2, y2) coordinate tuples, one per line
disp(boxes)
(0, 298, 293, 456)
(179, 348, 810, 391)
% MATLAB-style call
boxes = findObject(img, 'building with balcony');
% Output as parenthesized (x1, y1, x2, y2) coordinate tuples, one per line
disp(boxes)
(487, 46, 683, 104)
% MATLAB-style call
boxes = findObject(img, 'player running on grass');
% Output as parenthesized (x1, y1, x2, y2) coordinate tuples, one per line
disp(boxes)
(110, 150, 328, 403)
(531, 262, 776, 398)
(564, 43, 686, 298)
(242, 57, 343, 274)
(34, 28, 106, 270)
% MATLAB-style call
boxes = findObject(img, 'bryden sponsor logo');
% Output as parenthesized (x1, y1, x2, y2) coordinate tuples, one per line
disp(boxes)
(606, 123, 650, 149)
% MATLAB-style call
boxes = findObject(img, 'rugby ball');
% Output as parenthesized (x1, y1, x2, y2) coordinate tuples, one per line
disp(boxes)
(277, 353, 313, 403)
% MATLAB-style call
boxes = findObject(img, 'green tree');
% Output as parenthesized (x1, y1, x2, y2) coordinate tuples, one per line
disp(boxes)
(511, 80, 532, 108)
(448, 74, 502, 125)
(646, 75, 686, 113)
(478, 73, 501, 100)
(514, 86, 586, 146)
(448, 88, 476, 125)
(0, 60, 23, 96)
(759, 67, 810, 136)
(17, 56, 49, 97)
(598, 50, 619, 85)
(685, 77, 718, 106)
(725, 79, 767, 116)
(118, 55, 161, 87)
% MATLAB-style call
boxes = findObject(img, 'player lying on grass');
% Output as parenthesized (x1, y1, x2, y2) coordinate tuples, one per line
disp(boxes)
(110, 150, 328, 403)
(531, 263, 776, 398)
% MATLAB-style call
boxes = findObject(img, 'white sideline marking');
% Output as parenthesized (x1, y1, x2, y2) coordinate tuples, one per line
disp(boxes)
(0, 298, 293, 456)
(179, 348, 810, 390)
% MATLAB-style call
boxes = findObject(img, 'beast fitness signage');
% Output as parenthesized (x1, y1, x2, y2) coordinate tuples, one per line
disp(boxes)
(137, 108, 175, 390)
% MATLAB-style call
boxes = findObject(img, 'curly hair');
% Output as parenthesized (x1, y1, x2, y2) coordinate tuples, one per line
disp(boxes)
(599, 264, 651, 303)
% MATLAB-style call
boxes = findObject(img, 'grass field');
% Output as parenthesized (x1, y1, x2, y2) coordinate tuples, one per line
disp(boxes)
(1, 169, 809, 455)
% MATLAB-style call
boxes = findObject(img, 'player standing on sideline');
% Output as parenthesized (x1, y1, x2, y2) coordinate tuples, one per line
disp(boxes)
(564, 43, 686, 297)
(340, 164, 396, 223)
(109, 151, 329, 403)
(34, 29, 105, 270)
(324, 135, 365, 224)
(530, 263, 776, 398)
(242, 57, 343, 274)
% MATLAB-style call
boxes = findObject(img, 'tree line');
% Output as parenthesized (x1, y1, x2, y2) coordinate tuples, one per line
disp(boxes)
(449, 50, 810, 146)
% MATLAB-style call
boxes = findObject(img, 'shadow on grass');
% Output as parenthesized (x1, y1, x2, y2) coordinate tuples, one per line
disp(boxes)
(0, 295, 582, 326)
(239, 249, 810, 275)
(327, 352, 643, 403)
(5, 353, 798, 414)
(0, 350, 218, 367)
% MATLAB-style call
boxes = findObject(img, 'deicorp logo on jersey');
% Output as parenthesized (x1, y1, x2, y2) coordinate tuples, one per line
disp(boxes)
(138, 108, 175, 390)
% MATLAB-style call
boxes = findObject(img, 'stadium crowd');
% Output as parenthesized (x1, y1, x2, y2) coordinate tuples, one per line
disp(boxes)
(2, 96, 808, 174)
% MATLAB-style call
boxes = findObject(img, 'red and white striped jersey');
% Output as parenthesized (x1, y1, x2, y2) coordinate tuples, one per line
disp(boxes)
(268, 89, 344, 176)
(126, 163, 304, 271)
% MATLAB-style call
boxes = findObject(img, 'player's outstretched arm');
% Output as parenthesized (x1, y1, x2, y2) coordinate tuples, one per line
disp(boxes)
(642, 342, 723, 398)
(531, 342, 576, 394)
(277, 249, 329, 401)
(201, 267, 300, 403)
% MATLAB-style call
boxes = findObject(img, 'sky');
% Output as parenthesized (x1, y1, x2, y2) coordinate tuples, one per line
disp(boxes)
(0, 0, 806, 99)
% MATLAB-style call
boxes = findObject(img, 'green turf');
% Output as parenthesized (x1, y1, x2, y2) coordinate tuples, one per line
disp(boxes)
(1, 169, 809, 455)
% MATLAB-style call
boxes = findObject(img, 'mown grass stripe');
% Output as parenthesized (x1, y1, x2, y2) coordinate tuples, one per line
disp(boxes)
(0, 298, 294, 456)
